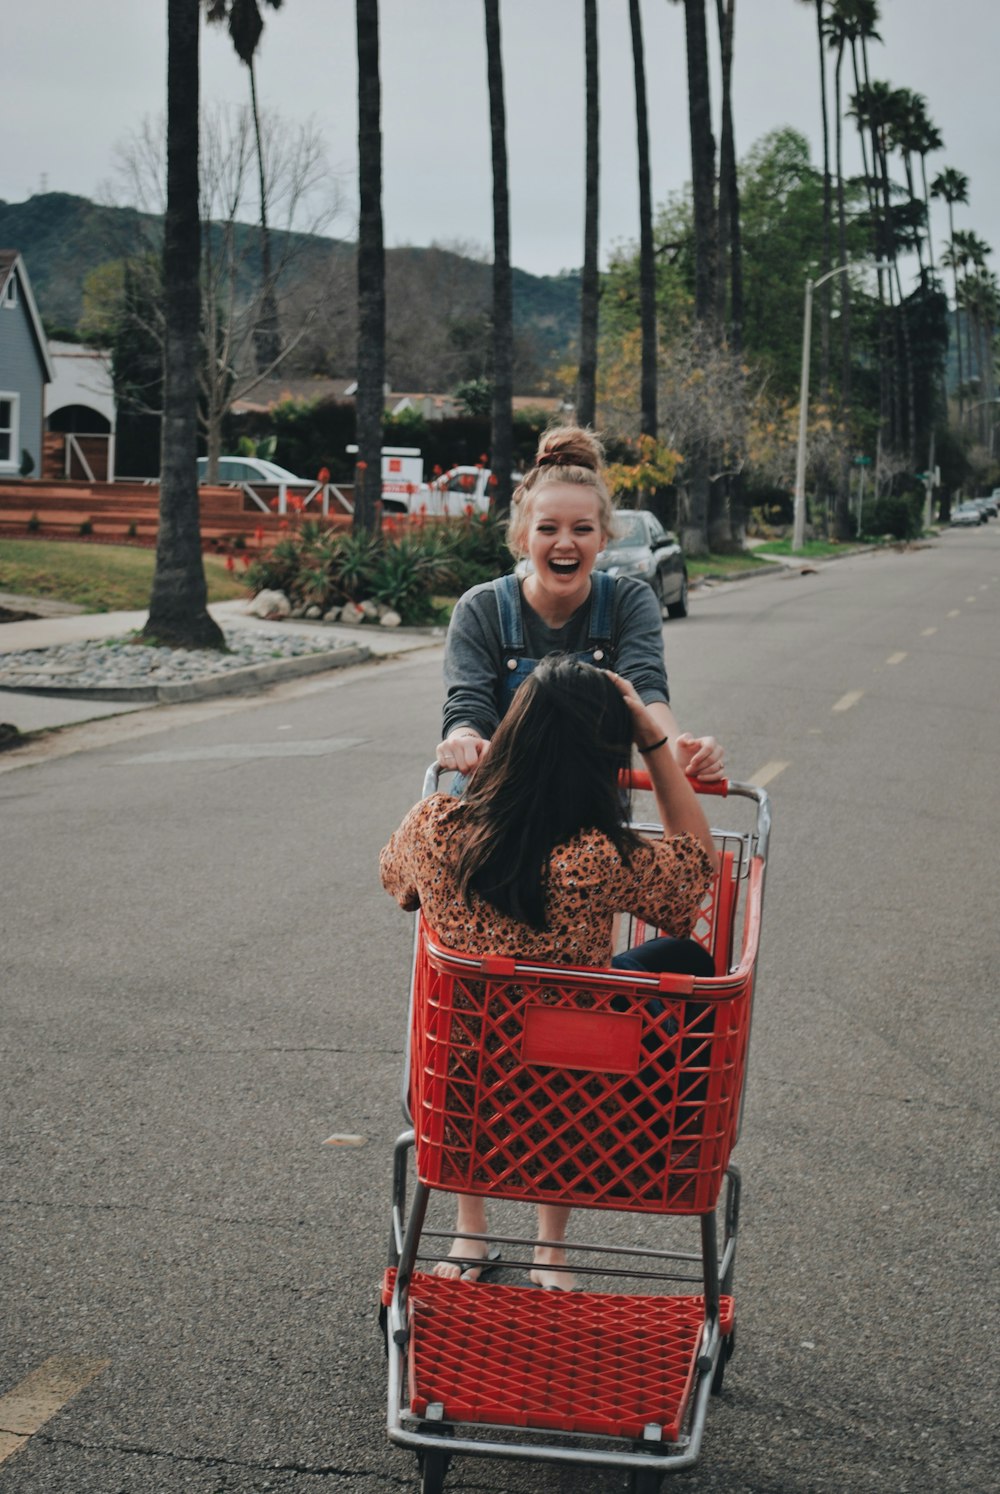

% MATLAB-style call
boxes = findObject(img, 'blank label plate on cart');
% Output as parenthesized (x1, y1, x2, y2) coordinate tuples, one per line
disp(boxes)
(521, 1004, 642, 1073)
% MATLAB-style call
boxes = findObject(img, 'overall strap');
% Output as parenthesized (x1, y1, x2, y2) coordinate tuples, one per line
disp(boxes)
(493, 574, 525, 652)
(586, 571, 616, 655)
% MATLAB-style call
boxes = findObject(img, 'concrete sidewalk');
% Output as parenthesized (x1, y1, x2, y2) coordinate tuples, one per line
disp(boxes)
(0, 596, 443, 735)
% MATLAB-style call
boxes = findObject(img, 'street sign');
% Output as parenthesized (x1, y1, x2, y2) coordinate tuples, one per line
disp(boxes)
(853, 455, 872, 466)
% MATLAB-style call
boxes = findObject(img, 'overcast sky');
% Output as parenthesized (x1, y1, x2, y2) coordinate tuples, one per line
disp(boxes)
(4, 0, 998, 286)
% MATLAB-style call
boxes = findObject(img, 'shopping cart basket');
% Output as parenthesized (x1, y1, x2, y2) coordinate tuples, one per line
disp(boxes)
(382, 769, 771, 1490)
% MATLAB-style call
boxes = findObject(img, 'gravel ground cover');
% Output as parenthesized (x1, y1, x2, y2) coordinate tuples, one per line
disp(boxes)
(0, 626, 348, 692)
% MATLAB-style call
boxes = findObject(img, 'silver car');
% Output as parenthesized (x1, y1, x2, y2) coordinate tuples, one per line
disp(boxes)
(595, 509, 689, 619)
(951, 502, 985, 527)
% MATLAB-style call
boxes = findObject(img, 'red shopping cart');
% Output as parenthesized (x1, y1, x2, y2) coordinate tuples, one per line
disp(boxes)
(382, 769, 771, 1490)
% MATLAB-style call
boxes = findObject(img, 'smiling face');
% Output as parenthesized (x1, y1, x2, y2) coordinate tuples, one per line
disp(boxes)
(522, 482, 609, 622)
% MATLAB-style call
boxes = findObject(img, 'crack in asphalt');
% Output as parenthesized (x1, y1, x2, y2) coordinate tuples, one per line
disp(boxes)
(15, 1429, 415, 1482)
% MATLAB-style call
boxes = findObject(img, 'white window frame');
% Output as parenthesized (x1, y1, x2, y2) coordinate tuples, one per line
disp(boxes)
(2, 276, 17, 308)
(0, 392, 20, 470)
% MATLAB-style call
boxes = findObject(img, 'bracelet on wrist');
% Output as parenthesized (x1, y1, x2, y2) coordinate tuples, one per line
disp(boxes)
(638, 734, 669, 755)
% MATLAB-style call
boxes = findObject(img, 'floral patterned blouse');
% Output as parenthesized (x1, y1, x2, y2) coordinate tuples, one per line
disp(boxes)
(379, 793, 714, 966)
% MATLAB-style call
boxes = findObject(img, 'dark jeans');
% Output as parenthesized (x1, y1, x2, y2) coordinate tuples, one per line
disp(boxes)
(610, 937, 715, 1143)
(611, 936, 715, 979)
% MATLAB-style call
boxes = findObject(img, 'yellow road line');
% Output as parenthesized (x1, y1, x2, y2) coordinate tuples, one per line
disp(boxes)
(966, 596, 977, 604)
(947, 610, 960, 618)
(748, 761, 789, 788)
(0, 1355, 109, 1465)
(886, 651, 907, 665)
(832, 690, 864, 713)
(921, 627, 937, 636)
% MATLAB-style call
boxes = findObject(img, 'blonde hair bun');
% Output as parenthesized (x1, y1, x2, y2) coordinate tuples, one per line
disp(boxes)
(535, 425, 605, 473)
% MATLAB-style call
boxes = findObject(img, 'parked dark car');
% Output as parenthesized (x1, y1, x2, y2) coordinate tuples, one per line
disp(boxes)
(595, 509, 689, 619)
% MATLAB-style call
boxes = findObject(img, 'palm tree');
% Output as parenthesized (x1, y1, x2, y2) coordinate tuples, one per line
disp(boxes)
(679, 0, 717, 323)
(354, 0, 385, 533)
(484, 0, 513, 513)
(913, 109, 943, 273)
(671, 0, 716, 554)
(205, 0, 283, 370)
(715, 0, 742, 351)
(144, 0, 224, 649)
(931, 166, 969, 418)
(628, 0, 657, 439)
(825, 2, 854, 538)
(799, 0, 833, 390)
(577, 0, 600, 429)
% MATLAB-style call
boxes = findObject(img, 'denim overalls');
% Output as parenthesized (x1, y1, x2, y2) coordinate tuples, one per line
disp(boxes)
(493, 570, 617, 714)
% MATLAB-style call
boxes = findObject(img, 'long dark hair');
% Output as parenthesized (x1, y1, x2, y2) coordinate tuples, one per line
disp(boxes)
(452, 655, 642, 929)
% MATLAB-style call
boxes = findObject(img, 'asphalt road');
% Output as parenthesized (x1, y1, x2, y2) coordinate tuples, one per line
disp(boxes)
(1, 530, 997, 1493)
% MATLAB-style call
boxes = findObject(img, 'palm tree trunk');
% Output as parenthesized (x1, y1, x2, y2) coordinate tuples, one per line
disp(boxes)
(833, 39, 853, 542)
(577, 0, 599, 430)
(485, 0, 513, 512)
(920, 153, 935, 273)
(248, 57, 281, 370)
(681, 0, 715, 555)
(815, 0, 832, 396)
(628, 0, 657, 439)
(947, 202, 964, 421)
(684, 0, 717, 323)
(145, 0, 223, 649)
(354, 0, 385, 533)
(713, 0, 740, 549)
(715, 0, 741, 349)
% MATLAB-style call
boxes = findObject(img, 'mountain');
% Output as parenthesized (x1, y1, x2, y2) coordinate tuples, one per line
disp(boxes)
(0, 193, 580, 389)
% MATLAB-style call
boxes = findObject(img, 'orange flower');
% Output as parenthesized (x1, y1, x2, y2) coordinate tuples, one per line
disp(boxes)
(225, 553, 235, 572)
(317, 466, 330, 483)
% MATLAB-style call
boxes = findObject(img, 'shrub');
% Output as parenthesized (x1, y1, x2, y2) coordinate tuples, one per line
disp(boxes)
(79, 517, 94, 536)
(864, 492, 923, 541)
(26, 512, 41, 533)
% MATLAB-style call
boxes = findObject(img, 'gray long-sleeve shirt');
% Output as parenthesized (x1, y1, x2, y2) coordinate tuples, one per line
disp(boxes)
(442, 576, 670, 740)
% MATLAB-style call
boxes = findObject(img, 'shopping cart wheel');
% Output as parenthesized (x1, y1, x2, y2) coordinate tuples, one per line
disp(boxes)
(417, 1446, 450, 1492)
(377, 1302, 388, 1358)
(711, 1323, 736, 1395)
(628, 1466, 662, 1493)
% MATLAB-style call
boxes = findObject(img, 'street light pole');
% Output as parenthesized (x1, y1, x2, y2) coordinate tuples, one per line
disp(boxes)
(792, 259, 889, 552)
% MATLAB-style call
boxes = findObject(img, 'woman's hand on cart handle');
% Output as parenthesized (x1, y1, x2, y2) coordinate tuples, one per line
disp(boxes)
(437, 728, 489, 777)
(674, 732, 726, 783)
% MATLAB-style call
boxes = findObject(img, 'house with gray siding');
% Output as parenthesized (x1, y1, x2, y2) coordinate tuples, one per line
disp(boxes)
(0, 251, 55, 479)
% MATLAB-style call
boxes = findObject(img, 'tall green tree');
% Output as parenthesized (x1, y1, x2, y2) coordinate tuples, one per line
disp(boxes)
(668, 0, 717, 553)
(205, 0, 283, 369)
(354, 0, 384, 532)
(931, 166, 969, 417)
(679, 0, 717, 323)
(577, 0, 600, 428)
(628, 0, 657, 439)
(144, 0, 224, 649)
(715, 0, 742, 351)
(798, 0, 833, 391)
(485, 0, 513, 512)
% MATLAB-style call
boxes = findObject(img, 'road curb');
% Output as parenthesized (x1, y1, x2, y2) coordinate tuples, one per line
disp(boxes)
(0, 643, 372, 705)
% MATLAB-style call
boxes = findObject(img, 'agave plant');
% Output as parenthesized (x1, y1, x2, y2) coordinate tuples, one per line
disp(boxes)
(369, 532, 459, 621)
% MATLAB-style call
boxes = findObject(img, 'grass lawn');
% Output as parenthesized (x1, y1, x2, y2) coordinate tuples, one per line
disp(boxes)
(0, 540, 250, 613)
(687, 550, 775, 578)
(748, 537, 856, 560)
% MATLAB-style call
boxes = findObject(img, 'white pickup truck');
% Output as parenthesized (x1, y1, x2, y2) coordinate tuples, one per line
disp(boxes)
(376, 446, 501, 516)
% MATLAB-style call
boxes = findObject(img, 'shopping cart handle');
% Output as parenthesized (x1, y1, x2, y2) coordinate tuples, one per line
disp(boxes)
(622, 769, 730, 797)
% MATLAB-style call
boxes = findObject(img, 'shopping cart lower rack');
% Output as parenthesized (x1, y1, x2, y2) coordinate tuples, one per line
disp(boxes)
(382, 771, 770, 1490)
